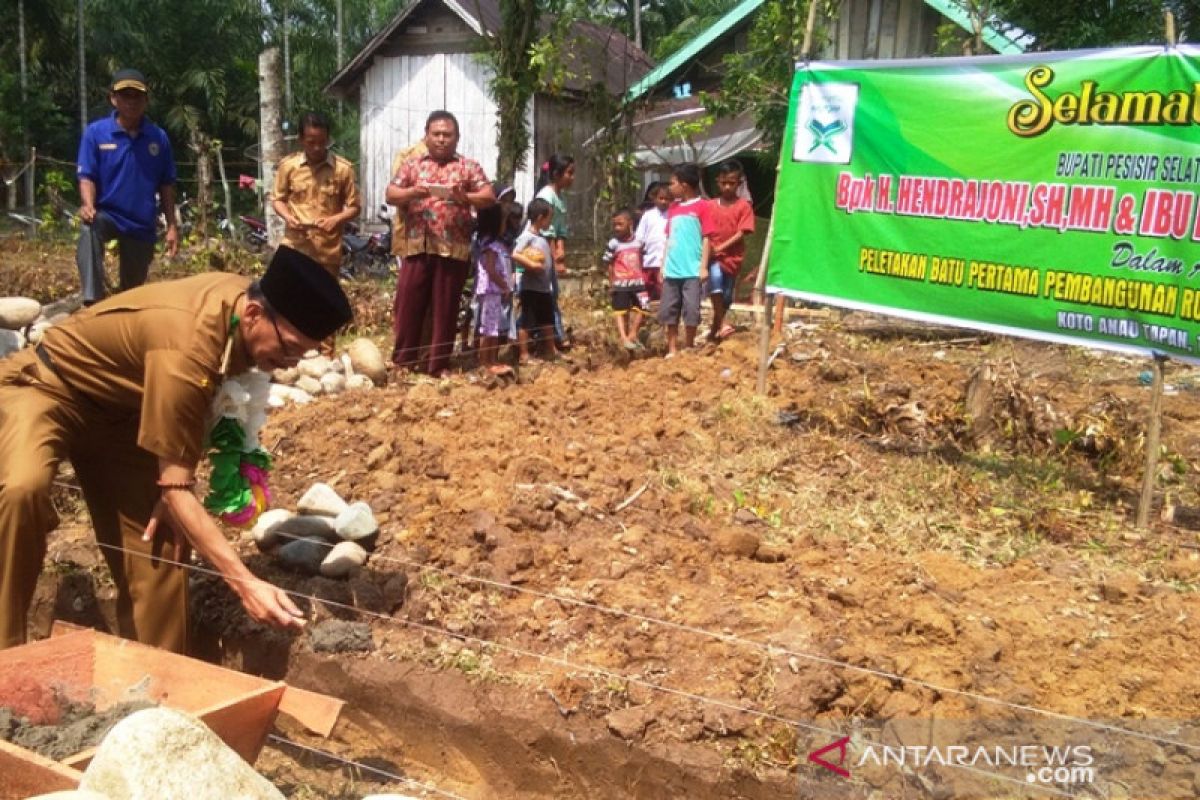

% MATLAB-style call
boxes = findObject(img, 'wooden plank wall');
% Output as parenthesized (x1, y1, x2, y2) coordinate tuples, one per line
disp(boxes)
(357, 56, 534, 221)
(823, 0, 943, 60)
(533, 94, 606, 250)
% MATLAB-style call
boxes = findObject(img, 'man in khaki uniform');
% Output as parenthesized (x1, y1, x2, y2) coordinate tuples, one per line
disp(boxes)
(0, 246, 352, 652)
(272, 112, 361, 276)
(388, 140, 427, 259)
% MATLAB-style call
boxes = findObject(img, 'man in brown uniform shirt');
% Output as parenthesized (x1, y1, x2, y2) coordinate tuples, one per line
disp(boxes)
(0, 246, 352, 652)
(272, 112, 361, 276)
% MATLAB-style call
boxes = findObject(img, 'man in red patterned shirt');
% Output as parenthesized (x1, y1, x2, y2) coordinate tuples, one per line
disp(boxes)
(386, 110, 495, 376)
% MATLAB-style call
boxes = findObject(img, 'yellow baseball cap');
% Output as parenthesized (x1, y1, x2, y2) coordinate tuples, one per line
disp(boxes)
(111, 68, 148, 93)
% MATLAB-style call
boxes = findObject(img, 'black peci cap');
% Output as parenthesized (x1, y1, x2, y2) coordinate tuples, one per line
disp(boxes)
(259, 245, 352, 340)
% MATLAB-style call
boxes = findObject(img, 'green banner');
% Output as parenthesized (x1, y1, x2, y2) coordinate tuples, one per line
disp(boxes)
(769, 46, 1200, 361)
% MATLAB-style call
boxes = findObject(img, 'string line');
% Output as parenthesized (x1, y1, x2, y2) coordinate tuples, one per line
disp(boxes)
(89, 540, 1080, 797)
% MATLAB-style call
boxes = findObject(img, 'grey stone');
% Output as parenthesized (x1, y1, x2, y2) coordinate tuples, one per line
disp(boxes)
(0, 328, 23, 358)
(276, 536, 335, 575)
(297, 482, 349, 517)
(79, 707, 285, 800)
(319, 541, 369, 578)
(334, 501, 378, 542)
(347, 337, 388, 387)
(0, 297, 41, 329)
(265, 514, 337, 550)
(250, 508, 294, 550)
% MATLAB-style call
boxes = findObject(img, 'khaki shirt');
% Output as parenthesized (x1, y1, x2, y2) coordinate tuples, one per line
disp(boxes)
(273, 151, 361, 271)
(389, 141, 427, 256)
(39, 273, 251, 467)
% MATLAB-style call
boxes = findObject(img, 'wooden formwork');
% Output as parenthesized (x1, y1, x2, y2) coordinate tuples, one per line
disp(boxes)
(0, 627, 342, 799)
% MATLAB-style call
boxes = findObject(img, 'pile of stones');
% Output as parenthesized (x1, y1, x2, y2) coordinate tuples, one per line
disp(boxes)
(249, 482, 379, 579)
(0, 295, 79, 358)
(268, 337, 388, 406)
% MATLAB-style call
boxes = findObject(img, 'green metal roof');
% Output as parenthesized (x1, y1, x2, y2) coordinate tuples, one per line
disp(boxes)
(626, 0, 1026, 102)
(625, 0, 766, 101)
(922, 0, 1027, 55)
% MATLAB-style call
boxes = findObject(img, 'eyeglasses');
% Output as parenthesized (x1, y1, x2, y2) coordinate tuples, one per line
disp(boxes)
(267, 313, 305, 360)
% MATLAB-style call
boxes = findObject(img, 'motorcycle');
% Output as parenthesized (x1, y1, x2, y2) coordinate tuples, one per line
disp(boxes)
(341, 205, 394, 279)
(237, 214, 268, 252)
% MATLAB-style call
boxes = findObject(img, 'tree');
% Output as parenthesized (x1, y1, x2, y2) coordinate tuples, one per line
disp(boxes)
(584, 0, 742, 60)
(488, 0, 542, 185)
(989, 0, 1198, 50)
(703, 0, 837, 155)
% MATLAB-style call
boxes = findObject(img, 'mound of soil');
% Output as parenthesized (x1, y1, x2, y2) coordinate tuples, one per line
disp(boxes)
(12, 242, 1200, 796)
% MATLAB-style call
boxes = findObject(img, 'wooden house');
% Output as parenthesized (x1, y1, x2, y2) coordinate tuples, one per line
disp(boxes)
(325, 0, 653, 240)
(624, 0, 1027, 174)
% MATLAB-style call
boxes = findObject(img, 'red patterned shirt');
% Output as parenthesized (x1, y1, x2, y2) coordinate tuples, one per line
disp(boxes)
(394, 152, 489, 262)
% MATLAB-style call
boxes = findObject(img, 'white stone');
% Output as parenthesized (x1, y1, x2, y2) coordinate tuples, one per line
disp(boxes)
(346, 374, 374, 392)
(296, 355, 333, 379)
(79, 707, 285, 800)
(0, 297, 41, 329)
(271, 366, 299, 385)
(27, 320, 53, 345)
(319, 540, 368, 578)
(0, 328, 23, 358)
(320, 372, 346, 394)
(334, 501, 378, 541)
(27, 792, 112, 800)
(251, 508, 294, 549)
(347, 337, 388, 386)
(268, 384, 314, 406)
(294, 375, 323, 396)
(297, 482, 349, 517)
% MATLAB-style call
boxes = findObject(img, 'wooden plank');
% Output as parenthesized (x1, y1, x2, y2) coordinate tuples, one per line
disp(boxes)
(92, 634, 275, 711)
(0, 740, 81, 799)
(0, 630, 95, 719)
(836, 1, 851, 59)
(865, 0, 884, 58)
(277, 684, 346, 737)
(895, 0, 915, 58)
(849, 0, 871, 59)
(196, 683, 288, 764)
(879, 0, 900, 58)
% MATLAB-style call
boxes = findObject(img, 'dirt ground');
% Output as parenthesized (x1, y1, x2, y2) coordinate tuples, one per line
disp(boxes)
(6, 236, 1200, 798)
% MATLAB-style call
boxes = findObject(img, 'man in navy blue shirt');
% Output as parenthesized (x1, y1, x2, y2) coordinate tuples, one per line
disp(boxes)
(76, 68, 179, 305)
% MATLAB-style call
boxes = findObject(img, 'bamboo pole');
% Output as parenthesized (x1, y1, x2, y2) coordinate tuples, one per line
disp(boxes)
(1136, 354, 1167, 529)
(755, 0, 821, 394)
